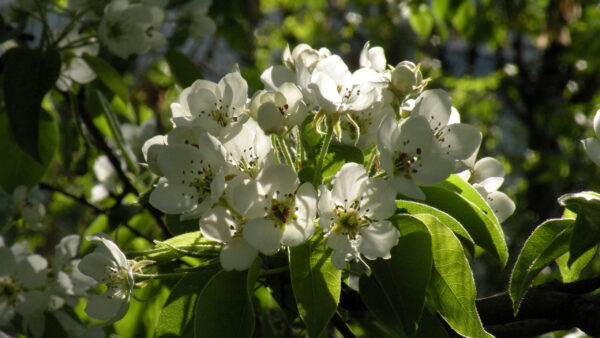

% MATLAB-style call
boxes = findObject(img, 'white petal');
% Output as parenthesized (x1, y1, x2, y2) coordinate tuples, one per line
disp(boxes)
(200, 206, 235, 243)
(218, 72, 248, 109)
(53, 234, 80, 271)
(15, 254, 48, 289)
(257, 102, 286, 134)
(582, 138, 600, 166)
(15, 290, 50, 316)
(479, 177, 504, 193)
(331, 163, 368, 206)
(257, 164, 299, 196)
(474, 157, 505, 181)
(229, 175, 267, 219)
(85, 288, 129, 321)
(150, 179, 197, 214)
(243, 218, 283, 255)
(317, 185, 335, 231)
(594, 109, 600, 139)
(412, 89, 452, 130)
(327, 233, 355, 269)
(308, 72, 340, 112)
(392, 176, 425, 200)
(220, 237, 258, 271)
(282, 183, 317, 247)
(187, 88, 217, 117)
(413, 151, 453, 186)
(313, 55, 351, 87)
(437, 123, 482, 160)
(260, 65, 295, 91)
(360, 177, 396, 220)
(0, 247, 16, 277)
(485, 191, 515, 223)
(357, 221, 400, 260)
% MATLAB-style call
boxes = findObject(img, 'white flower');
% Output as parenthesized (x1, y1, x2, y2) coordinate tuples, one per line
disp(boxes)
(229, 164, 317, 255)
(582, 109, 600, 166)
(56, 25, 99, 92)
(149, 133, 227, 219)
(180, 0, 216, 39)
(98, 0, 166, 58)
(90, 155, 119, 203)
(199, 204, 258, 271)
(411, 89, 482, 162)
(388, 61, 425, 99)
(318, 163, 399, 269)
(12, 186, 45, 229)
(378, 114, 453, 200)
(359, 41, 386, 73)
(220, 119, 275, 177)
(171, 72, 248, 135)
(78, 233, 133, 322)
(250, 82, 308, 134)
(283, 43, 331, 72)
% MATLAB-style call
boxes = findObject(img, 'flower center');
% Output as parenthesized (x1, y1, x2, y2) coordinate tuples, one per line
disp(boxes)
(198, 99, 239, 127)
(392, 146, 422, 178)
(266, 193, 297, 225)
(107, 21, 125, 41)
(331, 207, 369, 239)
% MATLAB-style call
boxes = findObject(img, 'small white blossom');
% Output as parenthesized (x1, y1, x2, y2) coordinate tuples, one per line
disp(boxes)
(582, 109, 600, 166)
(250, 82, 308, 134)
(318, 163, 399, 269)
(78, 233, 133, 322)
(359, 41, 386, 73)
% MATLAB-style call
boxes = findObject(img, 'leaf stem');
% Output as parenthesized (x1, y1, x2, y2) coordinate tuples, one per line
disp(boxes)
(260, 266, 289, 276)
(313, 116, 333, 187)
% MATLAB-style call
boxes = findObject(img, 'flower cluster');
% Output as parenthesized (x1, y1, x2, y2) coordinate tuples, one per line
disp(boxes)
(141, 42, 506, 271)
(0, 235, 96, 337)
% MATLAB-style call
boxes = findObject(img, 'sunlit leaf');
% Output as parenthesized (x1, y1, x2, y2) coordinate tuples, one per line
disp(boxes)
(509, 218, 575, 314)
(82, 53, 129, 102)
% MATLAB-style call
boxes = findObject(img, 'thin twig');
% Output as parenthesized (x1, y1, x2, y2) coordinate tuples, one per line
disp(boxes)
(39, 182, 102, 213)
(332, 312, 356, 338)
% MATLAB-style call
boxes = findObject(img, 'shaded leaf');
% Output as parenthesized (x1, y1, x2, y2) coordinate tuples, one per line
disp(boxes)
(165, 49, 203, 88)
(558, 191, 600, 265)
(82, 53, 129, 102)
(194, 258, 261, 338)
(321, 144, 363, 181)
(289, 228, 341, 338)
(3, 47, 60, 161)
(359, 273, 408, 337)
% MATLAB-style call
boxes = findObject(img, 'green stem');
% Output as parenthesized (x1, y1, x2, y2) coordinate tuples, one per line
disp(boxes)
(134, 271, 189, 281)
(296, 129, 304, 171)
(365, 146, 378, 176)
(271, 135, 281, 164)
(313, 116, 333, 187)
(276, 134, 295, 171)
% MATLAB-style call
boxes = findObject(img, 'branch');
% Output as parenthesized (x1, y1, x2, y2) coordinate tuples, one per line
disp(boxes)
(477, 276, 600, 337)
(39, 182, 102, 213)
(74, 91, 171, 237)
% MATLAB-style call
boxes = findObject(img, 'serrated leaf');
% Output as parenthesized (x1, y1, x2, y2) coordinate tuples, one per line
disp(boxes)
(3, 47, 60, 161)
(289, 228, 341, 338)
(155, 267, 219, 337)
(82, 53, 129, 102)
(321, 144, 363, 181)
(416, 214, 492, 338)
(509, 218, 575, 314)
(367, 214, 432, 337)
(165, 49, 203, 88)
(421, 181, 508, 266)
(0, 109, 57, 192)
(408, 4, 434, 38)
(556, 246, 597, 283)
(194, 258, 261, 338)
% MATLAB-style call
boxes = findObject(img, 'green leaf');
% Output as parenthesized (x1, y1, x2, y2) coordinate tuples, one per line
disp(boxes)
(451, 0, 476, 37)
(194, 258, 261, 338)
(408, 4, 434, 38)
(0, 109, 57, 192)
(115, 280, 169, 337)
(431, 0, 449, 20)
(366, 214, 432, 337)
(165, 49, 203, 88)
(509, 218, 575, 314)
(395, 200, 473, 243)
(82, 53, 129, 102)
(301, 115, 322, 149)
(415, 308, 449, 338)
(416, 214, 492, 338)
(155, 267, 219, 337)
(165, 214, 201, 236)
(92, 90, 139, 175)
(289, 228, 341, 338)
(558, 192, 600, 265)
(556, 246, 597, 283)
(3, 47, 60, 161)
(321, 144, 363, 181)
(358, 273, 408, 337)
(421, 175, 508, 266)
